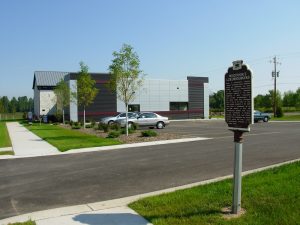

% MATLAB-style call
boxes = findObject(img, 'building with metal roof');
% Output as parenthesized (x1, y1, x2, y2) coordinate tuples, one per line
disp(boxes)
(32, 71, 209, 122)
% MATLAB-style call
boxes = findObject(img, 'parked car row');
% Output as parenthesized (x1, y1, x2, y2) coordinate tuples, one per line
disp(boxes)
(100, 112, 169, 129)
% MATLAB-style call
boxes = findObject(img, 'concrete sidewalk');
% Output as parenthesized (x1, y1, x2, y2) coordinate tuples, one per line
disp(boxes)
(6, 122, 58, 156)
(36, 207, 152, 225)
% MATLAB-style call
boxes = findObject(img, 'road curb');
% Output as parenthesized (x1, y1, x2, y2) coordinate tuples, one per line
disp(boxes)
(1, 158, 299, 225)
(269, 120, 300, 123)
(0, 137, 211, 160)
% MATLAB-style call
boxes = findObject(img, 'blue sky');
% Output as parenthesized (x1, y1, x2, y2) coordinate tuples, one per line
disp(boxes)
(1, 0, 300, 98)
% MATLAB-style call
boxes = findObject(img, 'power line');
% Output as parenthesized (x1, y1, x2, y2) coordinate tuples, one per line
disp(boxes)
(189, 52, 300, 77)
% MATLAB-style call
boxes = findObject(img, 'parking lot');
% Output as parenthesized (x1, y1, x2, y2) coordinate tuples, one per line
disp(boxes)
(158, 119, 297, 139)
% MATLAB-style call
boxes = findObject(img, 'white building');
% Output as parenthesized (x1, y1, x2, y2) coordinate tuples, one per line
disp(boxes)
(33, 71, 209, 121)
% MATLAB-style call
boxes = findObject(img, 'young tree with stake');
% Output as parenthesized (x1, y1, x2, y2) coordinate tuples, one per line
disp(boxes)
(54, 79, 70, 124)
(108, 44, 144, 136)
(76, 62, 98, 129)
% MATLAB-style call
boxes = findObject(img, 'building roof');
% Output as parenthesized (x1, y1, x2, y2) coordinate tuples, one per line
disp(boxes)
(33, 71, 69, 89)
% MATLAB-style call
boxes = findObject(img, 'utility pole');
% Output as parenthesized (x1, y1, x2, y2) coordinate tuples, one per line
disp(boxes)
(271, 56, 280, 117)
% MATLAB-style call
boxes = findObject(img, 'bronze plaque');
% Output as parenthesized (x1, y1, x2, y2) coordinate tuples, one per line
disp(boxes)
(225, 61, 253, 129)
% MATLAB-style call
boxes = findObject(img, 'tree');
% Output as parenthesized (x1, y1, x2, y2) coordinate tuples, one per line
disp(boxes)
(0, 96, 10, 113)
(108, 44, 144, 136)
(18, 96, 29, 112)
(295, 88, 300, 108)
(0, 98, 4, 114)
(209, 90, 224, 110)
(54, 79, 70, 124)
(10, 97, 18, 117)
(254, 94, 264, 109)
(76, 62, 98, 128)
(28, 98, 34, 112)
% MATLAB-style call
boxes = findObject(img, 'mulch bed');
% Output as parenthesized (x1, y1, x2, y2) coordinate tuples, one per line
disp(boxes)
(59, 124, 184, 144)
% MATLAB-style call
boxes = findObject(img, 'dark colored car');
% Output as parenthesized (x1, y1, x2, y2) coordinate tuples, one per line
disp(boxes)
(254, 110, 271, 122)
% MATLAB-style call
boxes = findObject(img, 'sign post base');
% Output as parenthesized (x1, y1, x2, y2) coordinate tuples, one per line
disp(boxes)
(232, 130, 244, 214)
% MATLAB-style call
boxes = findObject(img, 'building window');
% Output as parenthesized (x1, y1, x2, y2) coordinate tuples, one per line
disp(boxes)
(170, 102, 188, 111)
(128, 104, 140, 112)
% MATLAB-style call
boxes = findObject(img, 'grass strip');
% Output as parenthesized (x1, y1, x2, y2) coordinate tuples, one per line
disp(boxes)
(8, 220, 36, 225)
(24, 123, 121, 152)
(0, 151, 14, 155)
(0, 122, 12, 148)
(130, 162, 300, 225)
(272, 114, 300, 121)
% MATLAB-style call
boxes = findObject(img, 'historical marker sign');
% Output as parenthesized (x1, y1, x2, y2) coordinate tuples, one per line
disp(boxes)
(224, 60, 254, 214)
(225, 60, 253, 130)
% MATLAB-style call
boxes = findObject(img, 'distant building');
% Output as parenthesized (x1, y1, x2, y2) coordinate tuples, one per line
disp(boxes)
(32, 71, 209, 121)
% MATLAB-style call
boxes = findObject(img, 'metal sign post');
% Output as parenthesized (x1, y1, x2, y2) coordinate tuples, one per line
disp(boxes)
(225, 60, 253, 214)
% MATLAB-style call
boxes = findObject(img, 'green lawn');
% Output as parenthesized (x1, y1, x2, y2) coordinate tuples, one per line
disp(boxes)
(24, 123, 121, 152)
(0, 122, 12, 148)
(272, 114, 300, 121)
(130, 162, 300, 225)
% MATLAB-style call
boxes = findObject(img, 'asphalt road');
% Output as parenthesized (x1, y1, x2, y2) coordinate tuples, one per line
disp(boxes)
(1, 120, 300, 219)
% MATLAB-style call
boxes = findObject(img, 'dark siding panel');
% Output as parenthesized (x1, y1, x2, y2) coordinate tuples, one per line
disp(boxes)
(188, 77, 208, 119)
(76, 73, 117, 120)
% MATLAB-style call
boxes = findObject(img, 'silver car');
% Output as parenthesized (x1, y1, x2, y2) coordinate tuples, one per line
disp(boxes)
(116, 112, 169, 129)
(100, 112, 138, 125)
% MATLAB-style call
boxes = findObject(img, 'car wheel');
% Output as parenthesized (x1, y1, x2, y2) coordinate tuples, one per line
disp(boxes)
(156, 121, 165, 129)
(108, 120, 114, 125)
(263, 117, 269, 122)
(128, 122, 134, 129)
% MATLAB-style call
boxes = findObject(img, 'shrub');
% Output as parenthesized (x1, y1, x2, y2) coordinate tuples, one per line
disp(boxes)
(98, 123, 110, 132)
(141, 130, 157, 137)
(276, 106, 284, 118)
(23, 112, 27, 119)
(72, 125, 81, 129)
(85, 124, 93, 128)
(74, 121, 81, 127)
(110, 123, 121, 131)
(121, 128, 135, 134)
(70, 120, 74, 126)
(132, 123, 139, 130)
(47, 114, 63, 123)
(107, 131, 120, 138)
(91, 120, 96, 127)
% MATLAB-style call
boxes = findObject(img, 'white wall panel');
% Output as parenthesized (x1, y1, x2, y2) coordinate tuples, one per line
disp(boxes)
(116, 79, 189, 112)
(69, 80, 78, 122)
(39, 90, 56, 116)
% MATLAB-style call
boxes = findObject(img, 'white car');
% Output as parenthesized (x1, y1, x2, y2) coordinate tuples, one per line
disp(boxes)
(116, 112, 169, 129)
(100, 112, 138, 125)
